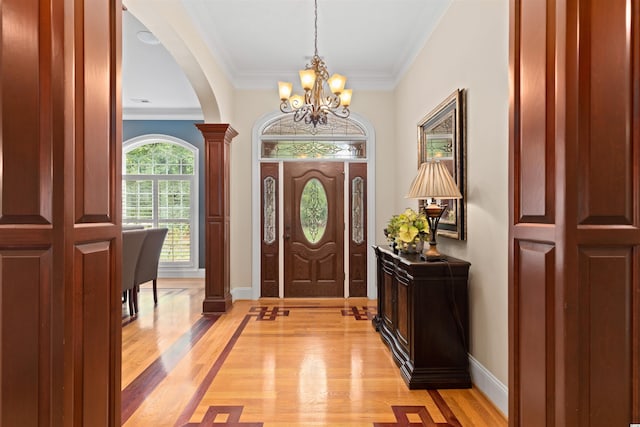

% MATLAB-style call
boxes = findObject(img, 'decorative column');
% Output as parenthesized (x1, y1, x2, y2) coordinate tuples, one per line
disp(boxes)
(196, 124, 238, 313)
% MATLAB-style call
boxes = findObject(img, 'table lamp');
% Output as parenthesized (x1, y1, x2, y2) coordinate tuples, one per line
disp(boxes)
(406, 159, 462, 261)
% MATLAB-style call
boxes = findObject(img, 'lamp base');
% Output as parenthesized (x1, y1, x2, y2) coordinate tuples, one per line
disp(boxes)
(421, 253, 447, 262)
(421, 242, 446, 262)
(420, 202, 447, 262)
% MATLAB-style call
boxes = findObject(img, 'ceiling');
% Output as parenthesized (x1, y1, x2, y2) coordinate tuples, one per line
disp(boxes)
(122, 0, 452, 118)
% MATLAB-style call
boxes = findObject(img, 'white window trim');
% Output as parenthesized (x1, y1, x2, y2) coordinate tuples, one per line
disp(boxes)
(123, 134, 200, 275)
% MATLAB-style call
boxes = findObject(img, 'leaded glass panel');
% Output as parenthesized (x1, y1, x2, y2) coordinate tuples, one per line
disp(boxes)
(262, 140, 366, 160)
(261, 114, 367, 160)
(263, 114, 366, 137)
(300, 178, 328, 244)
(424, 111, 454, 158)
(263, 176, 276, 244)
(351, 177, 364, 244)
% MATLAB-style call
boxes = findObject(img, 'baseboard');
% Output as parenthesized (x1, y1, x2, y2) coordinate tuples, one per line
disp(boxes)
(469, 354, 508, 417)
(158, 268, 205, 279)
(231, 287, 253, 301)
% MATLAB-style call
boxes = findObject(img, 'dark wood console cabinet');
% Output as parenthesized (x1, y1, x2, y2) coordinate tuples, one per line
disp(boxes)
(373, 246, 471, 389)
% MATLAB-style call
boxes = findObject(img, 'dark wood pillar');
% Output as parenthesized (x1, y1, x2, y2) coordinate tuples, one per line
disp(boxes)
(509, 0, 639, 425)
(196, 124, 238, 313)
(0, 0, 122, 425)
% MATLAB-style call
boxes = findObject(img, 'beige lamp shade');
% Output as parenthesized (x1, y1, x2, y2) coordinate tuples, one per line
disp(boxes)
(327, 73, 347, 94)
(278, 81, 293, 100)
(406, 159, 462, 200)
(289, 94, 305, 109)
(339, 89, 353, 107)
(299, 69, 317, 90)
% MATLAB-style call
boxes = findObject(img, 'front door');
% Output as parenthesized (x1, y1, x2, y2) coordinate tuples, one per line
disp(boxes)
(283, 162, 344, 297)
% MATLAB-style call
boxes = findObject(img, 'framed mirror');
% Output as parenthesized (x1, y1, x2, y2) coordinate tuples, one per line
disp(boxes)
(417, 89, 466, 240)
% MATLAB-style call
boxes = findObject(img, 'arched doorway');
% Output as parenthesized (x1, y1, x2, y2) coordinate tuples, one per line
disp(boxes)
(251, 113, 376, 299)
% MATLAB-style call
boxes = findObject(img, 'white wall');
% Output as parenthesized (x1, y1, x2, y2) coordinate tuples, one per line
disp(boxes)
(394, 0, 509, 387)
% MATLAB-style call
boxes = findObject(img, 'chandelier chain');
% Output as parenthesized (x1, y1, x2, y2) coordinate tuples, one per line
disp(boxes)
(314, 0, 318, 57)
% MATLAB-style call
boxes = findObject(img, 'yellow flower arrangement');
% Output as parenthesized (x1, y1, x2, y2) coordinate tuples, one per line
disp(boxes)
(385, 208, 428, 253)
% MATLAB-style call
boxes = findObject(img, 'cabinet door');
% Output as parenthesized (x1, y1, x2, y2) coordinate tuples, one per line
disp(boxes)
(395, 279, 410, 350)
(382, 269, 394, 327)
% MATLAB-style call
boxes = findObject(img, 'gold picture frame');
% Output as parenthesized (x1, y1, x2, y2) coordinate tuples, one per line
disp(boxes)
(417, 89, 466, 240)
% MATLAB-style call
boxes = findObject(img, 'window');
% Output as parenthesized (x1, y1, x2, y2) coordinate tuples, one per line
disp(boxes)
(123, 135, 199, 271)
(260, 114, 367, 160)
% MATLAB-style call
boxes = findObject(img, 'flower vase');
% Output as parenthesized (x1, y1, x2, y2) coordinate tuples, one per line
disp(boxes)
(399, 238, 423, 255)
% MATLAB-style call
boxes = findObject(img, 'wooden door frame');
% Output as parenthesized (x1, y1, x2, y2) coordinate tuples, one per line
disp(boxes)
(250, 112, 377, 300)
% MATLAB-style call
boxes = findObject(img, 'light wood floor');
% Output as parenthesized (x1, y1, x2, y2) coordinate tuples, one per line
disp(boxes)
(122, 279, 507, 427)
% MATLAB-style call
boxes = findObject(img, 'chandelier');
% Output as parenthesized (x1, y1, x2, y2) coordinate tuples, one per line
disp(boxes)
(277, 0, 352, 127)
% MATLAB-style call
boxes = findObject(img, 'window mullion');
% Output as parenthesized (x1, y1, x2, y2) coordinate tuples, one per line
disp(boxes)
(153, 176, 159, 229)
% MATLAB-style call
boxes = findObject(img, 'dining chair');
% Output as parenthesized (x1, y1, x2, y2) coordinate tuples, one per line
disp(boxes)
(134, 227, 168, 305)
(122, 229, 147, 316)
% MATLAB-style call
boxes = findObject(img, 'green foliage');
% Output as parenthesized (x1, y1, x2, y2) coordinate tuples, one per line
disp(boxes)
(126, 142, 194, 175)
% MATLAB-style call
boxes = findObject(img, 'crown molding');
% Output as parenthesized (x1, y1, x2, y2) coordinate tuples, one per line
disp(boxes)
(122, 107, 204, 121)
(231, 71, 396, 91)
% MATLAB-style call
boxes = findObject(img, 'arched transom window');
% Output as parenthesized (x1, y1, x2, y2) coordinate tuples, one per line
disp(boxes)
(260, 115, 367, 160)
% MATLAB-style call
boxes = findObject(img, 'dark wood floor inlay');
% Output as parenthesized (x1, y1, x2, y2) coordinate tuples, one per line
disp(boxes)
(373, 398, 462, 427)
(428, 390, 463, 427)
(182, 405, 263, 426)
(248, 306, 290, 320)
(121, 315, 220, 425)
(174, 315, 253, 426)
(342, 305, 376, 320)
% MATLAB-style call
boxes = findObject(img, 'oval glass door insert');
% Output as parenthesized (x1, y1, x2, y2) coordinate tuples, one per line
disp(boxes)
(300, 178, 328, 244)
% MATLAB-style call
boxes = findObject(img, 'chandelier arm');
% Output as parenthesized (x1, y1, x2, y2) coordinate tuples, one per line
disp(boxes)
(294, 105, 312, 123)
(324, 93, 341, 109)
(280, 100, 294, 114)
(327, 107, 350, 119)
(306, 112, 327, 127)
